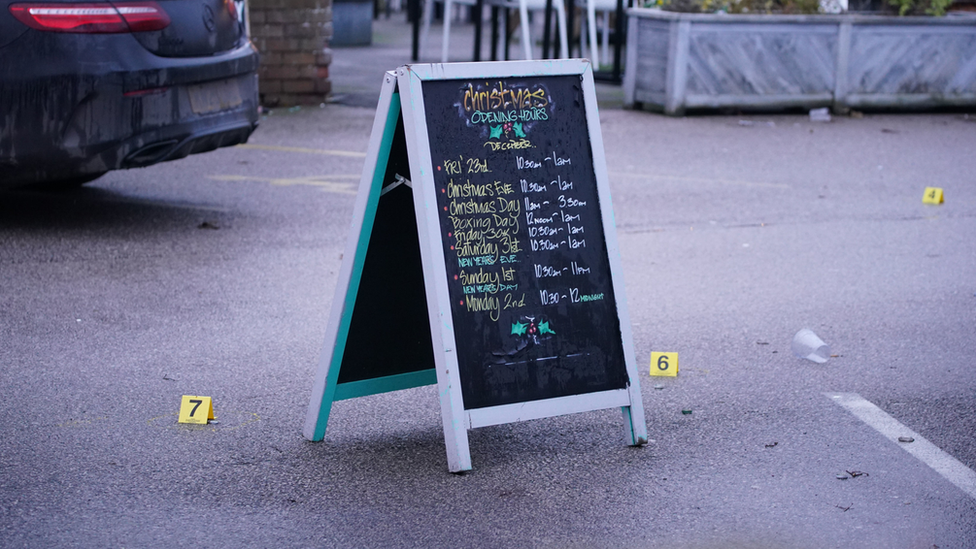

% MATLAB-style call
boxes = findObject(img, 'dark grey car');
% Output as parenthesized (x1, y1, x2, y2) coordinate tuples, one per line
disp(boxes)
(0, 0, 260, 188)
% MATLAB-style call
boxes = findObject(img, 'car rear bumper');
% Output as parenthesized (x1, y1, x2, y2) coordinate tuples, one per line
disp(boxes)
(0, 35, 260, 187)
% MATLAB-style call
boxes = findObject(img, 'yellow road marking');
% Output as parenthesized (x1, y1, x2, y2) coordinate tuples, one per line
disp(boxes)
(609, 172, 789, 190)
(146, 411, 262, 432)
(221, 412, 261, 432)
(209, 174, 359, 194)
(236, 143, 366, 158)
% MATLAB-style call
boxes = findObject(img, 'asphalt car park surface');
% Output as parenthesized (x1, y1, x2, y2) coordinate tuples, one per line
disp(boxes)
(2, 16, 976, 549)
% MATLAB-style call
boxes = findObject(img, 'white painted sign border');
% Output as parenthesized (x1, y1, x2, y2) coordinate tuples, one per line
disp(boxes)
(397, 60, 647, 472)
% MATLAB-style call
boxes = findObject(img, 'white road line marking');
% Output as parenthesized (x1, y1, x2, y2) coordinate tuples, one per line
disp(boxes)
(826, 392, 976, 501)
(207, 175, 358, 194)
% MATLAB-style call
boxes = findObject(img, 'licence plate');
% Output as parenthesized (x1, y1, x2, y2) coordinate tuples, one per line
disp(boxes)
(188, 78, 244, 115)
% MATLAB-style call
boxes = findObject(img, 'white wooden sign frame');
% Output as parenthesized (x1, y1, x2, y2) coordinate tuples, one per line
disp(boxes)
(397, 60, 646, 472)
(304, 61, 647, 473)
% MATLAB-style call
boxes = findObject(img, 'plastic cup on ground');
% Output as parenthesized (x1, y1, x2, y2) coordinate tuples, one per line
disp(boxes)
(792, 329, 830, 363)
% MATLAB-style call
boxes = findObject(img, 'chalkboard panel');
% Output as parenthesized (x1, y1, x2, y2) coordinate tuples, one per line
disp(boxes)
(338, 114, 436, 384)
(421, 75, 629, 410)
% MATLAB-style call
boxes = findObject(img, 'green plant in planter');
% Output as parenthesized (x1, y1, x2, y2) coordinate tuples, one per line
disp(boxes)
(647, 0, 951, 13)
(647, 0, 821, 13)
(729, 0, 822, 13)
(888, 0, 951, 15)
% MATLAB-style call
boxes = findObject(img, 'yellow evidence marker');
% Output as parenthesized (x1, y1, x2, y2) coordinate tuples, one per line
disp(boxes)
(650, 352, 678, 377)
(922, 187, 944, 204)
(178, 395, 215, 424)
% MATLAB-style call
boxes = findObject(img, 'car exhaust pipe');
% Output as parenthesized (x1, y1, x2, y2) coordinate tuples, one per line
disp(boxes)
(122, 139, 180, 167)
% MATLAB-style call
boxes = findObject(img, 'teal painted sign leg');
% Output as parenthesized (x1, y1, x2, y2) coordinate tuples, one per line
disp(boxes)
(303, 82, 403, 442)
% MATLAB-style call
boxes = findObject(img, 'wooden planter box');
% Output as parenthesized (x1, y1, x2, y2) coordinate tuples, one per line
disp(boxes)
(623, 8, 976, 114)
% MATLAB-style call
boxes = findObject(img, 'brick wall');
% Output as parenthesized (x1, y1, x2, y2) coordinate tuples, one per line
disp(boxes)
(249, 0, 333, 107)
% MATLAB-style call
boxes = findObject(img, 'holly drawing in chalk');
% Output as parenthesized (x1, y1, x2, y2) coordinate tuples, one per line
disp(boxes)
(511, 315, 555, 343)
(489, 125, 503, 139)
(495, 315, 556, 359)
(538, 320, 555, 335)
(512, 122, 526, 138)
(511, 321, 528, 336)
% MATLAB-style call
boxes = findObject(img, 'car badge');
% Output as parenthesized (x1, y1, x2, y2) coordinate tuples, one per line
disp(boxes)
(202, 5, 216, 32)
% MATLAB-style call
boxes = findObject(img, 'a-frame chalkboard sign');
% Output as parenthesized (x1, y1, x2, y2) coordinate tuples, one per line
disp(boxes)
(304, 61, 647, 472)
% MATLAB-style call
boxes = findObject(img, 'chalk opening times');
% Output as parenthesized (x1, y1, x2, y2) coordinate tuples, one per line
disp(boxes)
(439, 152, 605, 322)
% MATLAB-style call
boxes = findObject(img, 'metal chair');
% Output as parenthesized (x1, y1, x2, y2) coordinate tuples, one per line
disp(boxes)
(577, 0, 627, 67)
(419, 0, 478, 62)
(421, 0, 568, 62)
(483, 0, 568, 60)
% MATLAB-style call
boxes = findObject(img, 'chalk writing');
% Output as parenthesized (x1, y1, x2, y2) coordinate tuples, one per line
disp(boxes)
(459, 268, 499, 286)
(521, 179, 548, 193)
(458, 255, 496, 267)
(462, 82, 548, 113)
(421, 73, 630, 410)
(485, 139, 533, 152)
(456, 240, 498, 259)
(465, 293, 500, 321)
(534, 264, 564, 278)
(558, 195, 587, 208)
(503, 292, 526, 310)
(439, 124, 603, 324)
(528, 225, 562, 237)
(531, 239, 565, 251)
(570, 288, 604, 303)
(444, 158, 462, 175)
(438, 81, 610, 318)
(539, 289, 561, 305)
(525, 211, 558, 225)
(448, 179, 493, 198)
(545, 152, 571, 166)
(517, 156, 542, 170)
(570, 261, 590, 275)
(450, 199, 495, 216)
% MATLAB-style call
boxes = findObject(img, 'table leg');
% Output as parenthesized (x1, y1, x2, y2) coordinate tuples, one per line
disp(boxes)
(473, 0, 484, 61)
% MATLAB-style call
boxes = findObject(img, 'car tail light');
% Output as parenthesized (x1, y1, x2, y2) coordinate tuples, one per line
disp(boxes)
(9, 1, 170, 33)
(114, 2, 171, 31)
(225, 0, 238, 22)
(123, 86, 169, 97)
